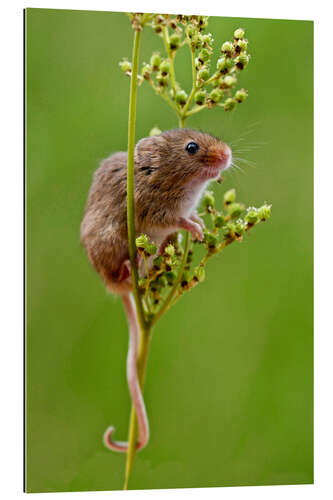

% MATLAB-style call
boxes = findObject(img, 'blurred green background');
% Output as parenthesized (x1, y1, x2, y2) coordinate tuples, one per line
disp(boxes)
(25, 8, 313, 493)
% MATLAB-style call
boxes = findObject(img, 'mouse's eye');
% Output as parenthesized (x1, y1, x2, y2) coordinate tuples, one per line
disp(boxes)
(186, 141, 199, 155)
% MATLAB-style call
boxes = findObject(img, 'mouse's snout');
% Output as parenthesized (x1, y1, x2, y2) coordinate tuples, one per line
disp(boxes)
(206, 142, 232, 171)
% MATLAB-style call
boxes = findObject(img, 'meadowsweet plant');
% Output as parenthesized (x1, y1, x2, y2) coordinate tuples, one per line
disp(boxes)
(115, 13, 271, 489)
(120, 13, 250, 127)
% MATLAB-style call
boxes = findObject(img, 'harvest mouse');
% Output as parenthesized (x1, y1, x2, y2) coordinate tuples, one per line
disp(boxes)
(80, 128, 232, 452)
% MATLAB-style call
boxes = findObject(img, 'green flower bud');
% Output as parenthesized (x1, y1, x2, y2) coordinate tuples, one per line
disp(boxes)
(149, 126, 162, 136)
(223, 222, 236, 239)
(224, 188, 236, 205)
(157, 274, 168, 287)
(176, 90, 188, 106)
(221, 41, 234, 56)
(245, 207, 259, 224)
(224, 98, 236, 111)
(235, 53, 250, 70)
(222, 75, 237, 88)
(170, 33, 181, 50)
(160, 59, 171, 75)
(195, 89, 207, 105)
(258, 204, 272, 221)
(193, 265, 205, 282)
(202, 33, 214, 47)
(141, 64, 151, 80)
(204, 231, 219, 248)
(119, 59, 132, 73)
(198, 16, 209, 30)
(216, 56, 234, 73)
(181, 271, 190, 287)
(234, 28, 245, 40)
(234, 219, 246, 237)
(209, 88, 223, 103)
(165, 244, 175, 256)
(138, 278, 147, 289)
(156, 72, 169, 87)
(186, 24, 196, 39)
(136, 234, 149, 249)
(165, 271, 177, 285)
(150, 52, 161, 71)
(214, 213, 226, 228)
(198, 48, 210, 62)
(235, 89, 248, 103)
(198, 67, 210, 81)
(146, 243, 157, 255)
(236, 39, 248, 52)
(227, 202, 244, 218)
(153, 255, 163, 268)
(203, 190, 215, 208)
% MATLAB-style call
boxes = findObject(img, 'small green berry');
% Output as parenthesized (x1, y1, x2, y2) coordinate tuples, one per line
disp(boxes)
(227, 202, 244, 218)
(236, 39, 248, 52)
(193, 266, 205, 282)
(156, 73, 169, 87)
(245, 207, 259, 224)
(176, 90, 188, 106)
(136, 234, 148, 249)
(258, 204, 272, 221)
(209, 88, 223, 103)
(146, 243, 157, 256)
(204, 231, 219, 248)
(224, 98, 236, 111)
(198, 48, 210, 62)
(153, 255, 163, 268)
(149, 126, 162, 136)
(165, 244, 175, 256)
(221, 41, 234, 56)
(203, 190, 215, 208)
(150, 52, 161, 71)
(119, 59, 132, 73)
(138, 278, 147, 289)
(234, 219, 246, 237)
(186, 24, 196, 39)
(235, 89, 248, 103)
(235, 53, 249, 70)
(234, 28, 245, 40)
(195, 90, 207, 105)
(223, 75, 237, 88)
(216, 56, 234, 73)
(141, 64, 151, 80)
(223, 222, 236, 239)
(214, 213, 226, 228)
(202, 33, 214, 47)
(198, 67, 210, 81)
(224, 188, 236, 205)
(160, 60, 171, 75)
(165, 271, 177, 285)
(170, 33, 181, 50)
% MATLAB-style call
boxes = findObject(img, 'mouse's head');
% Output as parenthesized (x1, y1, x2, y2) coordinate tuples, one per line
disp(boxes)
(135, 128, 232, 187)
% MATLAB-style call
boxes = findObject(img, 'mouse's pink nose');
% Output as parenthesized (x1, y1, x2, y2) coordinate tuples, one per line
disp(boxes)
(206, 144, 232, 169)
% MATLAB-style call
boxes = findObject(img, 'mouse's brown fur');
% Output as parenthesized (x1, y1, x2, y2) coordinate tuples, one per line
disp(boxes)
(80, 128, 231, 453)
(80, 128, 231, 294)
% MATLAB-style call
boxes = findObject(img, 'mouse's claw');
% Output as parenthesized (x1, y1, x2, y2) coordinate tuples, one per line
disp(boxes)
(178, 217, 204, 242)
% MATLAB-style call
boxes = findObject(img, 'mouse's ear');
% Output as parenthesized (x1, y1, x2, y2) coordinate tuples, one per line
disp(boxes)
(135, 135, 167, 167)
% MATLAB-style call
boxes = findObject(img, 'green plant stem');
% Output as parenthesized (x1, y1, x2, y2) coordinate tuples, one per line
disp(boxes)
(126, 28, 147, 332)
(124, 25, 152, 490)
(181, 48, 197, 119)
(162, 26, 177, 96)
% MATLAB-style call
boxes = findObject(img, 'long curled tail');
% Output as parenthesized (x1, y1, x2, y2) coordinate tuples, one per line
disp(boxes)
(103, 293, 149, 452)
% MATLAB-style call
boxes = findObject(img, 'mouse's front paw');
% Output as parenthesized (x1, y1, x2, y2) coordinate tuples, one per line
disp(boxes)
(178, 217, 204, 242)
(190, 213, 205, 230)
